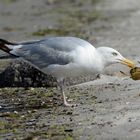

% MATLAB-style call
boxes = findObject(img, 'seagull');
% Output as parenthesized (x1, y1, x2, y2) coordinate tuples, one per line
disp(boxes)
(0, 37, 135, 106)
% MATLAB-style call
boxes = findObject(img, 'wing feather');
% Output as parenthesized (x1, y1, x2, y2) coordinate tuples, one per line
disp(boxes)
(13, 37, 94, 68)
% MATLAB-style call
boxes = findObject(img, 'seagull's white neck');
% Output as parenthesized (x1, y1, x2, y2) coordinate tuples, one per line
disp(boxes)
(92, 49, 105, 72)
(74, 45, 105, 73)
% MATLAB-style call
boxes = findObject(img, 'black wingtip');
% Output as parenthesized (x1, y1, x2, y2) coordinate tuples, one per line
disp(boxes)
(0, 38, 18, 45)
(0, 38, 18, 55)
(0, 38, 19, 58)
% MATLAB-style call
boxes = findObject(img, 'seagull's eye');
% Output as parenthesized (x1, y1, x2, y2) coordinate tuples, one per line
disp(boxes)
(112, 52, 118, 56)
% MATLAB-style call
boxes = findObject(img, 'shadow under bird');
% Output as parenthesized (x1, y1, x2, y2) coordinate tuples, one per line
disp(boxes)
(0, 37, 135, 106)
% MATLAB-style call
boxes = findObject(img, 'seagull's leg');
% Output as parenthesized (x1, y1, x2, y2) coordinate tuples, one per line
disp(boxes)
(58, 79, 77, 107)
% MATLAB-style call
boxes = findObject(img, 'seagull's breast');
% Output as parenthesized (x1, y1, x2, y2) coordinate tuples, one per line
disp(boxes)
(73, 46, 103, 72)
(44, 45, 103, 79)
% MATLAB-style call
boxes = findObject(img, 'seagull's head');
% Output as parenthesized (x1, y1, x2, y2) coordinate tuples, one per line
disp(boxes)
(97, 47, 135, 68)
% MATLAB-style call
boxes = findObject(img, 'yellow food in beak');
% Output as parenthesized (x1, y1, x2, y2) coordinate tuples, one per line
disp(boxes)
(120, 58, 135, 68)
(130, 67, 140, 80)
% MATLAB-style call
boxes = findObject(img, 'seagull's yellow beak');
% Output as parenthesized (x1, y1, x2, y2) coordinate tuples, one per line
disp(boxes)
(120, 58, 135, 68)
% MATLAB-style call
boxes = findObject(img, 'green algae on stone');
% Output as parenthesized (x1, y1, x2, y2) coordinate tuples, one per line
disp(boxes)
(2, 27, 24, 32)
(2, 0, 17, 4)
(66, 10, 101, 24)
(32, 27, 70, 36)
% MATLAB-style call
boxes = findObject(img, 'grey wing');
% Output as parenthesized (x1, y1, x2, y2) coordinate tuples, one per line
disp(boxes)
(14, 37, 86, 68)
(14, 37, 93, 68)
(41, 37, 93, 51)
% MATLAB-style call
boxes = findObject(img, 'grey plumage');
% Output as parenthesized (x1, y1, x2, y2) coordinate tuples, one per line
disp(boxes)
(14, 37, 92, 69)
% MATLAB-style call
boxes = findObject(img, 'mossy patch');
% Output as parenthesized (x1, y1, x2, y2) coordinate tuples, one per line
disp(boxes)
(32, 0, 101, 39)
(32, 27, 70, 36)
(2, 27, 24, 32)
(1, 0, 17, 4)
